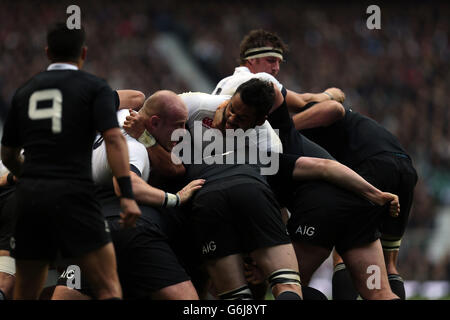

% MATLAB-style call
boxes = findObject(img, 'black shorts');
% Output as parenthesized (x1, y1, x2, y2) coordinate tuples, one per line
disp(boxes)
(0, 190, 16, 251)
(12, 178, 111, 260)
(287, 181, 384, 255)
(354, 153, 418, 240)
(57, 206, 191, 298)
(190, 177, 291, 260)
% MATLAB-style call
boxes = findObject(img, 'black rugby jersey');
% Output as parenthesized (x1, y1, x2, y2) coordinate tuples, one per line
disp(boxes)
(1, 67, 119, 181)
(300, 104, 408, 167)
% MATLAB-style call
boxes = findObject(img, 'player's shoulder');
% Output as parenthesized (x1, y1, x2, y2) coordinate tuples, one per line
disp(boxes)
(75, 70, 109, 87)
(13, 71, 48, 98)
(179, 91, 229, 114)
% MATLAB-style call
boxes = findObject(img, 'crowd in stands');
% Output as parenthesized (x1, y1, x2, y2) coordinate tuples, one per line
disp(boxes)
(0, 0, 448, 282)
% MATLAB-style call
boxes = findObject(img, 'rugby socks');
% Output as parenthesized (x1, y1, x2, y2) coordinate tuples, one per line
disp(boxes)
(0, 289, 6, 300)
(218, 285, 253, 300)
(388, 274, 405, 300)
(332, 263, 358, 300)
(276, 291, 302, 300)
(302, 286, 328, 300)
(268, 269, 302, 300)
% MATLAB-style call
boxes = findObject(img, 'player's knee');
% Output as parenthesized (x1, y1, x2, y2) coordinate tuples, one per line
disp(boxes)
(218, 284, 253, 300)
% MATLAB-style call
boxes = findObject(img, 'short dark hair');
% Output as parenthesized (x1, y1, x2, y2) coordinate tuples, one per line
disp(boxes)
(234, 78, 275, 118)
(239, 29, 288, 64)
(47, 22, 86, 62)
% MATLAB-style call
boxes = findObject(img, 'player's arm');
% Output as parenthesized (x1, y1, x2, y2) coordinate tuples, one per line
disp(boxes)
(102, 127, 141, 227)
(285, 87, 346, 112)
(0, 172, 17, 188)
(115, 171, 204, 207)
(292, 100, 345, 131)
(0, 146, 23, 178)
(116, 90, 145, 111)
(147, 144, 186, 177)
(292, 157, 400, 217)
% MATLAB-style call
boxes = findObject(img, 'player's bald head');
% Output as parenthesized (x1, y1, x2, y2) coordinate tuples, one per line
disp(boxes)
(140, 90, 186, 120)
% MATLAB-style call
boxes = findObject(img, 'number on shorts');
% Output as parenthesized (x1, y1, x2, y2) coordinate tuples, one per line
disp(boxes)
(28, 89, 63, 133)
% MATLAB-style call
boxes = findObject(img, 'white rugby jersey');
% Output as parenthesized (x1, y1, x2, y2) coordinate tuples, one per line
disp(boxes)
(91, 109, 150, 186)
(179, 91, 282, 156)
(212, 66, 283, 96)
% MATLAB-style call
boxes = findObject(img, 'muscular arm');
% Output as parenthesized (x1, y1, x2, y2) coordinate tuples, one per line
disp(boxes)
(103, 127, 142, 227)
(292, 157, 400, 215)
(114, 171, 165, 206)
(0, 146, 23, 177)
(114, 171, 204, 206)
(148, 144, 186, 177)
(102, 127, 131, 178)
(292, 100, 345, 130)
(285, 88, 345, 112)
(116, 90, 145, 111)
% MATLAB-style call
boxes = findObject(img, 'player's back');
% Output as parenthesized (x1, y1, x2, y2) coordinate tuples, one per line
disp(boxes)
(300, 108, 408, 167)
(6, 69, 117, 181)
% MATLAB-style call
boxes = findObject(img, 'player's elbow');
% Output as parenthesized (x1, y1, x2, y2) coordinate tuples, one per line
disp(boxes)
(130, 91, 145, 109)
(102, 127, 126, 147)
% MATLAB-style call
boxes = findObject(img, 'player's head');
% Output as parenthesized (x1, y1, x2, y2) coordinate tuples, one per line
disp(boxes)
(140, 90, 188, 151)
(46, 22, 87, 67)
(223, 78, 275, 130)
(239, 29, 288, 76)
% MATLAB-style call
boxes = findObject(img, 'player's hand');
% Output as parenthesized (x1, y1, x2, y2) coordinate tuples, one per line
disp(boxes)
(177, 179, 206, 204)
(119, 198, 142, 228)
(380, 192, 400, 217)
(212, 100, 228, 130)
(324, 88, 346, 103)
(123, 109, 145, 139)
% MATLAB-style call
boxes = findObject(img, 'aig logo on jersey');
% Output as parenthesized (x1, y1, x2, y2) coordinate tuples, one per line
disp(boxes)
(62, 265, 81, 290)
(202, 241, 216, 255)
(295, 225, 315, 237)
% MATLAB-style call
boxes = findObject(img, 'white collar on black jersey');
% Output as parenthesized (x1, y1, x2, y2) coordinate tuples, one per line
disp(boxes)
(47, 63, 78, 71)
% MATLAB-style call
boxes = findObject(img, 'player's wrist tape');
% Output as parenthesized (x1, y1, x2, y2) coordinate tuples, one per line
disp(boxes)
(117, 176, 134, 199)
(6, 173, 15, 186)
(163, 192, 180, 207)
(323, 91, 334, 100)
(138, 130, 157, 148)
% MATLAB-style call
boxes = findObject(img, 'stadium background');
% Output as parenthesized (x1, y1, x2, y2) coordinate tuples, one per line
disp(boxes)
(0, 0, 448, 299)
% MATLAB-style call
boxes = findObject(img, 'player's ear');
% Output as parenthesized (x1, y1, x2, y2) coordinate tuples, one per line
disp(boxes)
(45, 46, 52, 60)
(81, 46, 87, 61)
(149, 115, 160, 129)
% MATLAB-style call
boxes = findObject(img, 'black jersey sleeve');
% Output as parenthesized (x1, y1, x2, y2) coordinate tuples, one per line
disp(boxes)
(113, 90, 120, 110)
(92, 83, 120, 133)
(1, 93, 21, 147)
